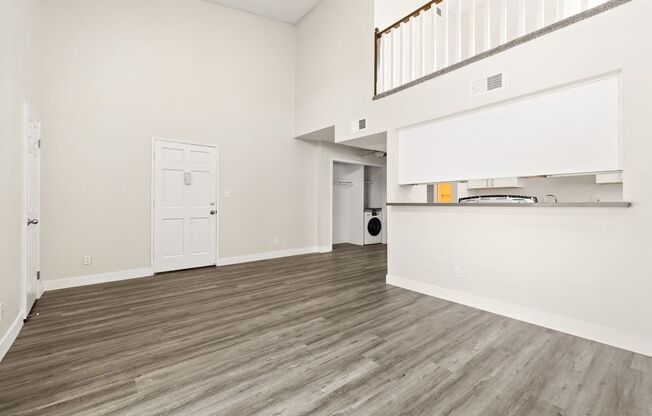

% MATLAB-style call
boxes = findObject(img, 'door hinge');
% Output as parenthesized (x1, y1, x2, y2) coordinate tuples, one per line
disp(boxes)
(38, 139, 41, 148)
(37, 271, 41, 280)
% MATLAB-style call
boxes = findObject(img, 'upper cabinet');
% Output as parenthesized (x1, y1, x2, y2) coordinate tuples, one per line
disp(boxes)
(468, 178, 524, 190)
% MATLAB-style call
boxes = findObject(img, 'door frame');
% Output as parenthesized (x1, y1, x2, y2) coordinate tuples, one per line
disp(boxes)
(150, 137, 220, 274)
(329, 158, 386, 251)
(21, 101, 42, 319)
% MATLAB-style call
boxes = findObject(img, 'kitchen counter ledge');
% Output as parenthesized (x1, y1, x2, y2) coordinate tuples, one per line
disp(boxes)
(387, 202, 632, 208)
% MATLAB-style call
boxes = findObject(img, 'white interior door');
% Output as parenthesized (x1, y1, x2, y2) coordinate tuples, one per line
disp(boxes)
(153, 140, 218, 273)
(24, 104, 41, 316)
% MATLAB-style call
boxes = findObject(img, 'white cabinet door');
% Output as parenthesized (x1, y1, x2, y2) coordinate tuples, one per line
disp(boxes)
(467, 179, 491, 189)
(154, 140, 217, 273)
(491, 177, 524, 188)
(596, 172, 623, 184)
(467, 177, 523, 189)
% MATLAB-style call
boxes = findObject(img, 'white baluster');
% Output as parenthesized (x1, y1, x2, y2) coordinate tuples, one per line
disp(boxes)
(458, 0, 463, 63)
(392, 28, 402, 89)
(446, 0, 461, 65)
(384, 31, 394, 90)
(485, 0, 492, 52)
(377, 35, 385, 93)
(469, 0, 476, 59)
(423, 8, 435, 75)
(446, 0, 454, 65)
(500, 0, 508, 45)
(412, 12, 424, 80)
(537, 0, 545, 29)
(543, 0, 559, 26)
(505, 0, 519, 41)
(402, 21, 413, 84)
(442, 1, 449, 68)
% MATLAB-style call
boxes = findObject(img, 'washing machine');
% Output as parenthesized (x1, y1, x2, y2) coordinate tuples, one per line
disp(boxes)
(364, 209, 383, 245)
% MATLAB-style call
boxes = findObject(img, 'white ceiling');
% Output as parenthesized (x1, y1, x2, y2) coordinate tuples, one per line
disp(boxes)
(203, 0, 321, 24)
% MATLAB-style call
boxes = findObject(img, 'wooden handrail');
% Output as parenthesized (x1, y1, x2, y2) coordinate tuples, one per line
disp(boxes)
(376, 0, 444, 37)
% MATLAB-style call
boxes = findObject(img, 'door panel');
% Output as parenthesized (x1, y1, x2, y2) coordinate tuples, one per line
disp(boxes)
(161, 218, 185, 257)
(190, 218, 211, 255)
(154, 140, 217, 273)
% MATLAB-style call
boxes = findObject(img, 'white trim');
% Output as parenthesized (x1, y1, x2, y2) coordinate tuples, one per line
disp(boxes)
(0, 313, 24, 363)
(21, 101, 29, 319)
(37, 281, 45, 299)
(218, 247, 319, 266)
(150, 137, 220, 274)
(43, 268, 153, 291)
(318, 246, 333, 253)
(151, 136, 217, 149)
(387, 274, 652, 357)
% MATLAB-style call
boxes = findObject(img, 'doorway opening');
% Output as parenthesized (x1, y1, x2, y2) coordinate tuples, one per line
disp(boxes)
(23, 102, 41, 319)
(331, 160, 386, 250)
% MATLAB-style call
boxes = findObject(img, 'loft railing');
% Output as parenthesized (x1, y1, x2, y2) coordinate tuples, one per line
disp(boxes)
(374, 0, 610, 96)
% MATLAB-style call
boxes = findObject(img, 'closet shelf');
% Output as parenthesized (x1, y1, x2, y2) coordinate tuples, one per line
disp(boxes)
(333, 180, 354, 186)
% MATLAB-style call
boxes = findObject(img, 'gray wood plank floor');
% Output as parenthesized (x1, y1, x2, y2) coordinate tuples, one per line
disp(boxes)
(1, 244, 650, 416)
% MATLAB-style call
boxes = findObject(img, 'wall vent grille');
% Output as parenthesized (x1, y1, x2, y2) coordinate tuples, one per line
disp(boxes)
(487, 73, 503, 91)
(352, 118, 368, 133)
(471, 72, 505, 97)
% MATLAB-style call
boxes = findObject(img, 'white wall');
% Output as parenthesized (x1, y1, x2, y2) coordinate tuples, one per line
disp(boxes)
(295, 0, 376, 142)
(296, 0, 652, 355)
(374, 0, 431, 30)
(0, 0, 41, 357)
(383, 1, 652, 356)
(38, 0, 317, 282)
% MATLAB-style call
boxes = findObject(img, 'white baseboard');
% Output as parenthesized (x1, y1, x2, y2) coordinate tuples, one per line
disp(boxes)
(318, 246, 333, 253)
(43, 247, 324, 290)
(37, 280, 45, 299)
(218, 247, 319, 266)
(0, 313, 24, 363)
(44, 268, 153, 291)
(387, 274, 652, 357)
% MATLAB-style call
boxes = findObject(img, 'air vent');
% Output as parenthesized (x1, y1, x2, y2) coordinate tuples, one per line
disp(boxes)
(351, 118, 368, 133)
(471, 72, 505, 97)
(487, 73, 503, 91)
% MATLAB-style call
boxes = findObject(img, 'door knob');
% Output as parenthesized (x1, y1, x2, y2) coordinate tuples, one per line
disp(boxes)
(28, 219, 39, 225)
(210, 210, 217, 215)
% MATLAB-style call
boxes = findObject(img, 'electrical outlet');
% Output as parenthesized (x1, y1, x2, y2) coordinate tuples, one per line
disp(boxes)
(454, 266, 463, 279)
(224, 190, 231, 199)
(83, 256, 93, 266)
(273, 237, 279, 245)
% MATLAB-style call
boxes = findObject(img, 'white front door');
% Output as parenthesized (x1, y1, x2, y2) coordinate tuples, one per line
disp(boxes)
(153, 140, 218, 273)
(24, 104, 41, 316)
